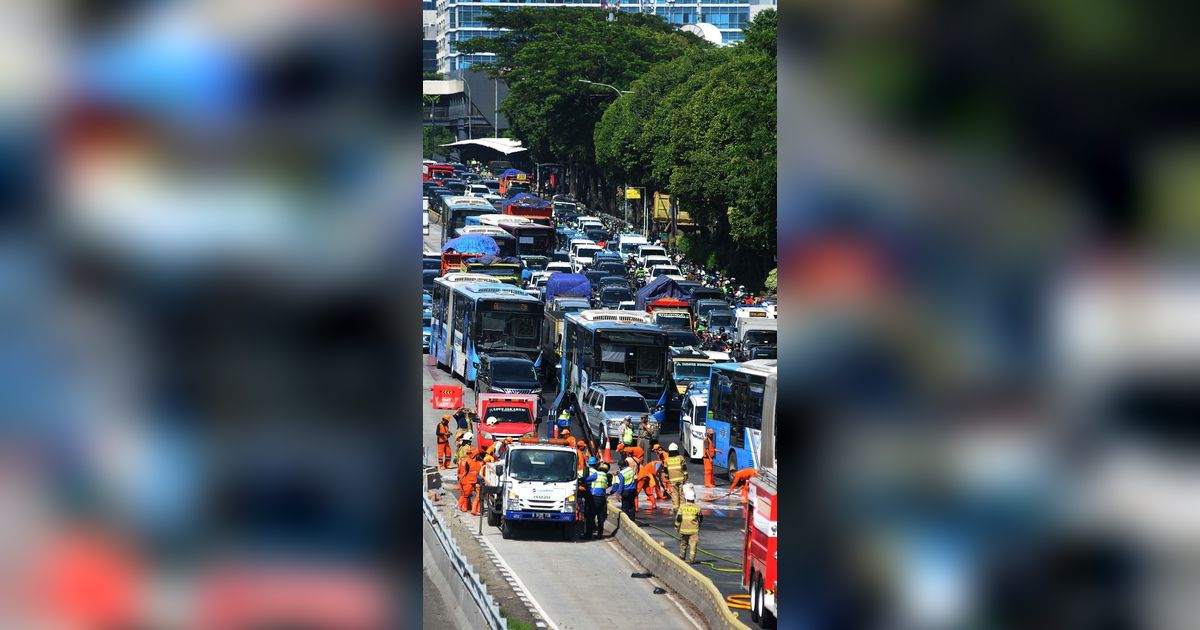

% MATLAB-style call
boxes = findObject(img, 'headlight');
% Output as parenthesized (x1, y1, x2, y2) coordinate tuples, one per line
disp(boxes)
(508, 491, 519, 500)
(564, 501, 574, 512)
(566, 495, 575, 502)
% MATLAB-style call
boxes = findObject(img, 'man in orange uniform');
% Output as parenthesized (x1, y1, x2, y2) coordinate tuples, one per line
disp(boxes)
(471, 450, 487, 515)
(436, 416, 453, 469)
(729, 467, 758, 504)
(702, 428, 717, 487)
(634, 457, 662, 510)
(561, 428, 577, 449)
(576, 440, 590, 474)
(652, 444, 670, 501)
(619, 443, 645, 462)
(457, 448, 482, 513)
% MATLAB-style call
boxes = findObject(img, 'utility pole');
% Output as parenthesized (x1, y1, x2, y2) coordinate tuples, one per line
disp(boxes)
(494, 78, 499, 138)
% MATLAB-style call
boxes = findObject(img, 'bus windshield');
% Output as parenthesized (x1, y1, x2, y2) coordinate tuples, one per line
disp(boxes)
(673, 362, 712, 379)
(507, 449, 577, 482)
(477, 308, 540, 352)
(655, 312, 691, 330)
(596, 332, 665, 384)
(514, 230, 554, 257)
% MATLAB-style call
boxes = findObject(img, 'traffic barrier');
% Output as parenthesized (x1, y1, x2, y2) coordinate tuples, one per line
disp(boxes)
(603, 503, 750, 630)
(422, 488, 506, 630)
(430, 385, 464, 410)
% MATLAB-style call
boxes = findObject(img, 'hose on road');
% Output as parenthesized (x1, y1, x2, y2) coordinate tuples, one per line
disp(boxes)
(725, 594, 751, 610)
(640, 521, 744, 571)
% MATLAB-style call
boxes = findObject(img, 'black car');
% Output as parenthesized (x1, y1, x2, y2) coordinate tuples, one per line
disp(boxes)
(595, 261, 627, 277)
(584, 269, 609, 290)
(666, 329, 700, 349)
(551, 249, 570, 263)
(422, 269, 438, 293)
(475, 354, 541, 395)
(441, 180, 467, 196)
(422, 256, 441, 271)
(585, 229, 611, 244)
(504, 185, 530, 198)
(481, 179, 500, 193)
(597, 275, 631, 290)
(597, 286, 634, 309)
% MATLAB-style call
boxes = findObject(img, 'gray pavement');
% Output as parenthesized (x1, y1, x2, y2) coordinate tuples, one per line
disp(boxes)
(421, 569, 454, 628)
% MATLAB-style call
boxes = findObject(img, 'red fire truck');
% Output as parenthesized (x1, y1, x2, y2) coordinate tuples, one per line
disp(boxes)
(744, 467, 777, 628)
(474, 393, 539, 449)
(423, 163, 455, 183)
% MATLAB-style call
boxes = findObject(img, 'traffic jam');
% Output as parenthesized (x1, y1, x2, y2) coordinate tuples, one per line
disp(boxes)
(423, 160, 778, 627)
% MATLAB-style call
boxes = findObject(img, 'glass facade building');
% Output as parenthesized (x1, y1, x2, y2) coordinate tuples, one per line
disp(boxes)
(435, 0, 769, 73)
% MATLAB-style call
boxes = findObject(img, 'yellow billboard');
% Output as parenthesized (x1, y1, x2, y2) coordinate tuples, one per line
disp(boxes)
(625, 188, 641, 200)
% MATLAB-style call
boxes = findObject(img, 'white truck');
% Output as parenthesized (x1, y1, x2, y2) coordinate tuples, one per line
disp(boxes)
(482, 438, 580, 540)
(735, 318, 778, 361)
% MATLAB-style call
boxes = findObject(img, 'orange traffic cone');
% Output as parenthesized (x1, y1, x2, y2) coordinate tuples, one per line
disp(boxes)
(602, 440, 613, 463)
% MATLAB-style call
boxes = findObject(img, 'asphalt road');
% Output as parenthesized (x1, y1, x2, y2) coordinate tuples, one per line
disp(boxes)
(422, 569, 454, 628)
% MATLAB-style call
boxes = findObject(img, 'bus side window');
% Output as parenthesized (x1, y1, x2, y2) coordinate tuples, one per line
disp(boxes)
(748, 383, 764, 431)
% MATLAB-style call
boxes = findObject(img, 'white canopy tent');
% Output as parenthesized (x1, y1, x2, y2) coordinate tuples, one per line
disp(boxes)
(439, 137, 528, 155)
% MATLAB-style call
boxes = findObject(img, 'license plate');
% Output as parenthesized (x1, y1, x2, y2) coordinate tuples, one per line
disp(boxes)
(531, 513, 551, 519)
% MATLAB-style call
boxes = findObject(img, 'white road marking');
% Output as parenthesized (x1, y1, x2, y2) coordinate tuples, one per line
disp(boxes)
(471, 516, 561, 630)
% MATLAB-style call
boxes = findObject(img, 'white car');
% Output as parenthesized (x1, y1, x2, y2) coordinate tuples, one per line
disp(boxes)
(466, 184, 491, 197)
(649, 265, 681, 279)
(641, 256, 672, 273)
(546, 262, 573, 274)
(571, 245, 602, 273)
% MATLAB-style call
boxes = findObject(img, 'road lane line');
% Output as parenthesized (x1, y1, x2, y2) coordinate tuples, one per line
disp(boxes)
(609, 538, 705, 630)
(473, 525, 560, 630)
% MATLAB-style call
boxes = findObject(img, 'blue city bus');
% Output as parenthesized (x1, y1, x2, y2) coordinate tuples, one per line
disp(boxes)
(441, 198, 497, 245)
(449, 284, 543, 384)
(706, 360, 777, 474)
(429, 274, 505, 369)
(560, 309, 669, 404)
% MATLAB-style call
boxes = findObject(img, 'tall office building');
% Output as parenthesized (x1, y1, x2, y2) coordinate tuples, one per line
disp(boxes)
(423, 1, 438, 74)
(435, 0, 766, 74)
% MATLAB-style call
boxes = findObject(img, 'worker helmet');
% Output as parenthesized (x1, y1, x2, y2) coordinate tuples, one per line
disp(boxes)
(486, 416, 499, 425)
(441, 415, 450, 421)
(562, 428, 570, 436)
(587, 456, 598, 466)
(462, 432, 473, 441)
(668, 443, 679, 453)
(683, 484, 696, 502)
(706, 428, 714, 435)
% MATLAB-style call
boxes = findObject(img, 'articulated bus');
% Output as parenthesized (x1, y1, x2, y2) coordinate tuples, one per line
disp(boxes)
(561, 310, 669, 404)
(706, 360, 776, 475)
(448, 284, 543, 384)
(429, 274, 504, 368)
(441, 198, 497, 245)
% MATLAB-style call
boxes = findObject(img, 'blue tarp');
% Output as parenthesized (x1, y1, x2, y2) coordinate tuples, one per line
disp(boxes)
(442, 235, 500, 255)
(634, 275, 691, 310)
(544, 273, 591, 304)
(500, 168, 527, 178)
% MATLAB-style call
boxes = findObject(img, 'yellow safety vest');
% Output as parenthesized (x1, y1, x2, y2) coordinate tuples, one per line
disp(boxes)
(666, 455, 686, 483)
(590, 467, 609, 491)
(619, 466, 635, 489)
(678, 503, 701, 534)
(622, 425, 634, 445)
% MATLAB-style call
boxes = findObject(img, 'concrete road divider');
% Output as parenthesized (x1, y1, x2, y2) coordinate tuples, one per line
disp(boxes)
(604, 505, 750, 630)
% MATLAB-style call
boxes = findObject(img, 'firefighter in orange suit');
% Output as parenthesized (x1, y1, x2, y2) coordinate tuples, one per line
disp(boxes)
(436, 416, 453, 469)
(702, 428, 716, 488)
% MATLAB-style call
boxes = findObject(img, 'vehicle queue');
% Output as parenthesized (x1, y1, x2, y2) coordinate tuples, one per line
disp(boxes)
(424, 159, 778, 626)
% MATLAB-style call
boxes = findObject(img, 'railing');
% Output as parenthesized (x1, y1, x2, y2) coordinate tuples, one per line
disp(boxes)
(422, 488, 506, 630)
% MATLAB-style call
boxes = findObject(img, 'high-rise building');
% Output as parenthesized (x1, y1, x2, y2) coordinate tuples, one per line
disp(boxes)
(423, 1, 438, 74)
(435, 0, 767, 74)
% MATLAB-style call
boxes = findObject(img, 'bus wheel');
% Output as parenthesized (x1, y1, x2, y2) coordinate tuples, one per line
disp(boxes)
(727, 452, 738, 481)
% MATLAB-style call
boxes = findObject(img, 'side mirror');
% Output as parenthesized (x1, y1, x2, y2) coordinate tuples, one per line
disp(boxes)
(495, 464, 504, 477)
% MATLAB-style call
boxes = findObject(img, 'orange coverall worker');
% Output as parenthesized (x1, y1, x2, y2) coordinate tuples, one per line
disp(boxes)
(576, 442, 590, 473)
(458, 453, 482, 513)
(634, 460, 662, 510)
(703, 430, 716, 488)
(436, 418, 453, 469)
(729, 467, 759, 504)
(621, 445, 645, 462)
(653, 447, 670, 500)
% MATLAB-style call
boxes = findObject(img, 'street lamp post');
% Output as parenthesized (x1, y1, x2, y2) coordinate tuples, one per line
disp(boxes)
(576, 79, 633, 97)
(460, 72, 473, 140)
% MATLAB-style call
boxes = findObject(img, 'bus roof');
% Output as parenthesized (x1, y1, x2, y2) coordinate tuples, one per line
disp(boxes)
(565, 311, 662, 333)
(438, 273, 504, 285)
(573, 309, 653, 325)
(478, 214, 534, 226)
(455, 284, 542, 302)
(711, 360, 777, 377)
(458, 226, 514, 238)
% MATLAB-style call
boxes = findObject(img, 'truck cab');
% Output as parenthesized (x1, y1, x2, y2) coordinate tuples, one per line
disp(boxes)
(482, 439, 579, 539)
(648, 298, 694, 331)
(474, 393, 539, 449)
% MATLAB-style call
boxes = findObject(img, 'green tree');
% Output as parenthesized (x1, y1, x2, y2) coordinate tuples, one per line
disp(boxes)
(423, 126, 455, 159)
(764, 268, 777, 293)
(458, 8, 709, 206)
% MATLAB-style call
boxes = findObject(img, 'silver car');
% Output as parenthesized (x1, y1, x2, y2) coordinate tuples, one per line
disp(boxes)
(581, 383, 650, 441)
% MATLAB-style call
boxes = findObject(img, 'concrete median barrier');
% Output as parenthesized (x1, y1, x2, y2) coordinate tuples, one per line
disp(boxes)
(604, 505, 750, 630)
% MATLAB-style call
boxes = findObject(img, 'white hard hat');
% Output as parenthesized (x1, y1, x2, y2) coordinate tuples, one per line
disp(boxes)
(668, 443, 679, 452)
(486, 416, 499, 425)
(462, 432, 473, 441)
(683, 484, 696, 501)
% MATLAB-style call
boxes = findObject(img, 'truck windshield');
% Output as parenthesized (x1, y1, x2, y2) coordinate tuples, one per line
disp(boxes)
(708, 312, 733, 327)
(482, 407, 532, 425)
(656, 313, 691, 330)
(744, 330, 777, 346)
(508, 450, 577, 482)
